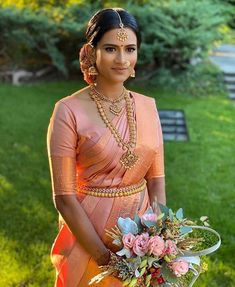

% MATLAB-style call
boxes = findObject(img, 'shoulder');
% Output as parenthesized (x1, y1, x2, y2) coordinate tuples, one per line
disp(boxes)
(130, 90, 156, 107)
(54, 86, 90, 113)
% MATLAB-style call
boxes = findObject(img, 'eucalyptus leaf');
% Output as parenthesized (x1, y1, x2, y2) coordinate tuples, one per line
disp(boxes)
(180, 226, 193, 235)
(116, 247, 131, 258)
(143, 220, 157, 228)
(176, 208, 184, 220)
(117, 217, 138, 235)
(159, 204, 169, 216)
(169, 209, 174, 221)
(134, 214, 142, 231)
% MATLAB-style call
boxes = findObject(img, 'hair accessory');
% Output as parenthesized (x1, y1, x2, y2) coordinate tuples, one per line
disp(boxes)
(113, 9, 128, 42)
(79, 43, 98, 84)
(88, 66, 98, 76)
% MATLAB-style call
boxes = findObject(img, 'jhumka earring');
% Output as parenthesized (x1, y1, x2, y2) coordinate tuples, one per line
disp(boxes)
(87, 44, 98, 77)
(113, 9, 128, 42)
(130, 68, 136, 78)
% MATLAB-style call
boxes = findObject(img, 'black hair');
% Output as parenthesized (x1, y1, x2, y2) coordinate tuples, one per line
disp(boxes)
(85, 8, 141, 48)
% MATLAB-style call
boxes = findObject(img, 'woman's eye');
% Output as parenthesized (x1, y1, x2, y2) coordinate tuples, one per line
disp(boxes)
(127, 47, 136, 53)
(105, 47, 116, 52)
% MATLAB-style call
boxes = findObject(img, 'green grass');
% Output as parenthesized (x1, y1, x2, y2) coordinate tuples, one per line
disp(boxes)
(0, 81, 234, 286)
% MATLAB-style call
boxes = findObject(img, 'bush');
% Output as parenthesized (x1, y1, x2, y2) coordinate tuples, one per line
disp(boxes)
(0, 3, 101, 75)
(128, 0, 232, 71)
(129, 61, 226, 97)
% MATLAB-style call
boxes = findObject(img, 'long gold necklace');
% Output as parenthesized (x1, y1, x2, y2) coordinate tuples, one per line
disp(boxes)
(89, 86, 139, 169)
(90, 85, 125, 116)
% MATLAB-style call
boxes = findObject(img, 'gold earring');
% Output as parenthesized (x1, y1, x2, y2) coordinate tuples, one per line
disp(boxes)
(88, 66, 98, 76)
(130, 68, 135, 78)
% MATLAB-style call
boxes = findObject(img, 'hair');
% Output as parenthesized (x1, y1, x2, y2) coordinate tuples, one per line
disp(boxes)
(85, 8, 141, 48)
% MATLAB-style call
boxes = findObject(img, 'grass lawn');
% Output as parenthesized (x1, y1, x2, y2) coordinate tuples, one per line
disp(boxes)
(0, 81, 234, 286)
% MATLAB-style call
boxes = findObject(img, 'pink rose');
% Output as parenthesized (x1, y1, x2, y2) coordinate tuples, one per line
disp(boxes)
(141, 213, 157, 224)
(123, 233, 136, 249)
(148, 235, 165, 257)
(133, 233, 149, 257)
(164, 240, 178, 256)
(169, 260, 189, 277)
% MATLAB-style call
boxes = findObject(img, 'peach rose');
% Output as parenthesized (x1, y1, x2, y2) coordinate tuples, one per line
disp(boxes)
(169, 260, 189, 277)
(164, 240, 178, 256)
(148, 235, 165, 257)
(123, 233, 136, 250)
(133, 233, 149, 257)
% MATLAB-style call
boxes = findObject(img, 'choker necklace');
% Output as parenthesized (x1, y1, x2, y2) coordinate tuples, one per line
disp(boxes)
(89, 87, 139, 169)
(90, 85, 125, 116)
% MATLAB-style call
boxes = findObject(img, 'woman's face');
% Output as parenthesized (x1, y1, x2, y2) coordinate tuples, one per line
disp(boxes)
(95, 28, 138, 84)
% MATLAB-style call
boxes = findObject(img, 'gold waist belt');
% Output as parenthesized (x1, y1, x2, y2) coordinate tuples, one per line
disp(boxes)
(77, 178, 146, 197)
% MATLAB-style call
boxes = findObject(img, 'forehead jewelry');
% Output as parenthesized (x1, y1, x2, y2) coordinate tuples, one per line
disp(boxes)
(113, 9, 128, 42)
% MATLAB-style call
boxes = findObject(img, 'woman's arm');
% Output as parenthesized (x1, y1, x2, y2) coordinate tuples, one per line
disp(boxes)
(47, 101, 110, 266)
(147, 176, 166, 214)
(54, 195, 110, 265)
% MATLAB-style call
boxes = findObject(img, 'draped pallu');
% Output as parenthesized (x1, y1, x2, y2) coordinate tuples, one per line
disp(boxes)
(47, 91, 165, 287)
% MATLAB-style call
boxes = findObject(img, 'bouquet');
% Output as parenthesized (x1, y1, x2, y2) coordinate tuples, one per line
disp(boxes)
(89, 204, 221, 287)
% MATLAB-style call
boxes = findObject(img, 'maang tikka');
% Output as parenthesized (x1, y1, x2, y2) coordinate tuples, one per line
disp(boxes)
(113, 9, 128, 42)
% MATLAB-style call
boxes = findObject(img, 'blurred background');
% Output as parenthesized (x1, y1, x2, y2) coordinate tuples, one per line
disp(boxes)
(0, 0, 234, 286)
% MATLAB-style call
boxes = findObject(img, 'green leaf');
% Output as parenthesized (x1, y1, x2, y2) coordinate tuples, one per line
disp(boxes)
(161, 264, 178, 283)
(140, 258, 148, 268)
(140, 266, 147, 276)
(145, 274, 152, 284)
(129, 277, 138, 287)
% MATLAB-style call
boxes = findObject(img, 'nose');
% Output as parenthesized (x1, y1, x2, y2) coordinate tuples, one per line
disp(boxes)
(114, 50, 126, 65)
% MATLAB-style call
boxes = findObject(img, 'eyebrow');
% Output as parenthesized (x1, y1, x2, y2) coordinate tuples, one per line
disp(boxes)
(102, 44, 137, 47)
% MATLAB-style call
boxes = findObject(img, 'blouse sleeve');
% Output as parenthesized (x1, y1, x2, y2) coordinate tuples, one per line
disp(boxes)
(47, 101, 78, 197)
(145, 100, 165, 180)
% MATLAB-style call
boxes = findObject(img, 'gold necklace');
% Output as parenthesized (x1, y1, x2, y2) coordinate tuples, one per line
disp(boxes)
(90, 85, 125, 116)
(89, 88, 139, 169)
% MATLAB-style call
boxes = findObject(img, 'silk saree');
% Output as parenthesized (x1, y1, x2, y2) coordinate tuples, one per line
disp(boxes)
(47, 90, 165, 287)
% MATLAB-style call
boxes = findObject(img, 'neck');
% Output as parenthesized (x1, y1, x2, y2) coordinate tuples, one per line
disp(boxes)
(93, 77, 125, 100)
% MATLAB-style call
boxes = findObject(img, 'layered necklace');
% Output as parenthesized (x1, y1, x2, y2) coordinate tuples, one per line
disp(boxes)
(90, 86, 125, 116)
(89, 85, 139, 169)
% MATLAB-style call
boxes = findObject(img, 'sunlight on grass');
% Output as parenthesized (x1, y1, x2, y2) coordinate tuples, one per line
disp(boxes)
(0, 81, 234, 286)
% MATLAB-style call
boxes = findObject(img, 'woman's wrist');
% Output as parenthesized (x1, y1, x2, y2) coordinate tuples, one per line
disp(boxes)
(96, 249, 111, 266)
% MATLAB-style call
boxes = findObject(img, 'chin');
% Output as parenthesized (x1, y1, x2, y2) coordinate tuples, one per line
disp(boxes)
(110, 75, 129, 84)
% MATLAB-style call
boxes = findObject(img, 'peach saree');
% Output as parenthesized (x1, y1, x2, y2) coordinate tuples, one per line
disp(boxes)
(47, 90, 164, 287)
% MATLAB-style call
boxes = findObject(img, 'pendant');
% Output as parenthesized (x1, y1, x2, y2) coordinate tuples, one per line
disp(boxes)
(109, 103, 122, 115)
(120, 150, 139, 169)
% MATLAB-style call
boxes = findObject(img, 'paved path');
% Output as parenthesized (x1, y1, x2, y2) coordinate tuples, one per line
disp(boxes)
(210, 44, 235, 73)
(210, 44, 235, 100)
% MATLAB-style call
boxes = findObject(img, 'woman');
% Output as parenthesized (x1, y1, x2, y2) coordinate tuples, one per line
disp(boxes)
(47, 7, 166, 287)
